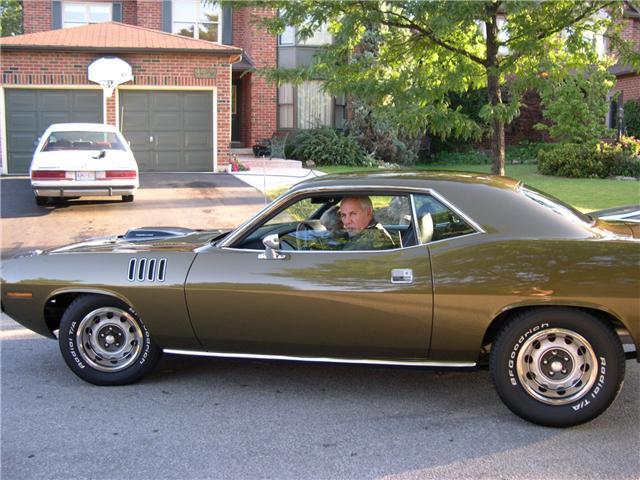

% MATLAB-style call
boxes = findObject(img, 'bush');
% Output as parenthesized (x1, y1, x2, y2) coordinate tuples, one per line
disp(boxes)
(538, 141, 640, 178)
(289, 127, 368, 166)
(624, 100, 640, 138)
(506, 142, 548, 164)
(430, 150, 490, 165)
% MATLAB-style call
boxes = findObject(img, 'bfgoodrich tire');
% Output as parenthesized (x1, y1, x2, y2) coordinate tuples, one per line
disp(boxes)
(490, 308, 625, 427)
(59, 295, 162, 386)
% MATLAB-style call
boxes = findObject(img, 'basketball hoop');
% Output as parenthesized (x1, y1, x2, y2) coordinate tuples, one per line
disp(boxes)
(88, 57, 133, 98)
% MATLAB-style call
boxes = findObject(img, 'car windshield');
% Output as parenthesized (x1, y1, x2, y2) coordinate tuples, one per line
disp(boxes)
(517, 184, 593, 225)
(42, 131, 126, 151)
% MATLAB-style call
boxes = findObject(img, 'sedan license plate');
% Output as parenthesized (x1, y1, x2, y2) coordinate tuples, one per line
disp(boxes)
(75, 171, 96, 181)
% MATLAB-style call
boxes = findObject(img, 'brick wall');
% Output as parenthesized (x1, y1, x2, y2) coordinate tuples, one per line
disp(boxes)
(1, 50, 235, 167)
(136, 0, 162, 30)
(232, 7, 277, 146)
(615, 75, 640, 102)
(22, 0, 52, 33)
(122, 0, 138, 25)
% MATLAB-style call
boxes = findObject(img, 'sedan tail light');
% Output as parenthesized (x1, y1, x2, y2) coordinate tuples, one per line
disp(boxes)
(96, 170, 137, 179)
(31, 170, 72, 180)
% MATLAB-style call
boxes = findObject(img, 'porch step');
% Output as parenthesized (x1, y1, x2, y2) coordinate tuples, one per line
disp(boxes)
(230, 147, 253, 156)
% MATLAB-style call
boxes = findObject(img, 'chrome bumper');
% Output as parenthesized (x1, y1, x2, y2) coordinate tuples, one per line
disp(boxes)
(33, 186, 137, 197)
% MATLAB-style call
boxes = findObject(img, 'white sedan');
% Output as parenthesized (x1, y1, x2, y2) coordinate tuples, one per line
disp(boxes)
(30, 123, 139, 206)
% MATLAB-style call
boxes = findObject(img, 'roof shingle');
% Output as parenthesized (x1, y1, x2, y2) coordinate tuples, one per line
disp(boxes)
(0, 22, 242, 55)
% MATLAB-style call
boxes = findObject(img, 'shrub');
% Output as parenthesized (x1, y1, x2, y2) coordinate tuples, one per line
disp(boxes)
(624, 100, 640, 138)
(430, 150, 490, 165)
(506, 142, 548, 164)
(289, 127, 368, 166)
(538, 141, 640, 178)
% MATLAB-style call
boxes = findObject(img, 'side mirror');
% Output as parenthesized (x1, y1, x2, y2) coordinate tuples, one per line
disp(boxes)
(258, 234, 286, 260)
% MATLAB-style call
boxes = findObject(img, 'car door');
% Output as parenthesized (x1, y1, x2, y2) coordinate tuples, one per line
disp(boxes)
(184, 192, 433, 360)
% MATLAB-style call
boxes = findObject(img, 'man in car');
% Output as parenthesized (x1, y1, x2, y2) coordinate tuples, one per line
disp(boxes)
(339, 196, 396, 250)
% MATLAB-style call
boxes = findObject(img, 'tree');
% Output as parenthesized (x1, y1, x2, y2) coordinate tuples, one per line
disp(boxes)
(256, 0, 637, 175)
(0, 0, 22, 37)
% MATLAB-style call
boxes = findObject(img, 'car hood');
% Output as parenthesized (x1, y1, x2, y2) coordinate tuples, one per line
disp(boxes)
(38, 227, 232, 255)
(32, 150, 135, 170)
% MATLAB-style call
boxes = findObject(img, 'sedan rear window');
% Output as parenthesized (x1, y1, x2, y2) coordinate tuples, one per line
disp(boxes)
(42, 131, 126, 151)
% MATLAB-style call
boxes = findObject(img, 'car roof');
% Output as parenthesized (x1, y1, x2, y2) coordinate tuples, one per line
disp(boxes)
(45, 123, 119, 133)
(292, 171, 594, 239)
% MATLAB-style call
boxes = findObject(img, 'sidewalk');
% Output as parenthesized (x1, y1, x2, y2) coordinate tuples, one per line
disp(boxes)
(231, 167, 326, 194)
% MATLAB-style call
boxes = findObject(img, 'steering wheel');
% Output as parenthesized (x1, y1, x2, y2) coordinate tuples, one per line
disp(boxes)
(296, 221, 317, 234)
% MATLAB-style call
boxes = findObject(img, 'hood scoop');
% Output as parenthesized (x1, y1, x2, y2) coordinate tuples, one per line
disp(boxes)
(123, 227, 198, 241)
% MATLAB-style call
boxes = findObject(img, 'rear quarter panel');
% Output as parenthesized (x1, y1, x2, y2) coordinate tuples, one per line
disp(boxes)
(427, 235, 640, 361)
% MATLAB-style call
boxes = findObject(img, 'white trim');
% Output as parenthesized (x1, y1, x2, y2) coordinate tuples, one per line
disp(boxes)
(1, 85, 102, 90)
(163, 349, 477, 368)
(213, 87, 218, 172)
(0, 86, 7, 175)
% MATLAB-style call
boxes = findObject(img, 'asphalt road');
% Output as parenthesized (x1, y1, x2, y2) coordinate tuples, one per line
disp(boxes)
(1, 319, 639, 480)
(2, 173, 639, 479)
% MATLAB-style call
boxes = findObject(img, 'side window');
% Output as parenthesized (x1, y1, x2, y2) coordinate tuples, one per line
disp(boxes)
(241, 194, 415, 252)
(413, 195, 476, 243)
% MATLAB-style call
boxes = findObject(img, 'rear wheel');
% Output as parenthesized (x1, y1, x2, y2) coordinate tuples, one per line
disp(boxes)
(59, 295, 161, 385)
(122, 195, 134, 202)
(490, 308, 625, 427)
(35, 196, 49, 206)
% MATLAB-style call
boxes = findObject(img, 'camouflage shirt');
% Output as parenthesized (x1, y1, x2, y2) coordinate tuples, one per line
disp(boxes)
(341, 220, 396, 251)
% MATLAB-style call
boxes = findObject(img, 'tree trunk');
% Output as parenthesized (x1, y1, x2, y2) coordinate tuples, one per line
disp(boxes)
(488, 72, 506, 176)
(485, 7, 506, 176)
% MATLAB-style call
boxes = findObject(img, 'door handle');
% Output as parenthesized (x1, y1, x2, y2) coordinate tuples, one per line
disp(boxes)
(391, 268, 413, 284)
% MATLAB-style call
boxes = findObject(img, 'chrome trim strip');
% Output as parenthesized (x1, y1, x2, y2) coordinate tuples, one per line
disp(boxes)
(137, 258, 147, 281)
(127, 258, 136, 281)
(163, 349, 477, 368)
(157, 258, 167, 282)
(218, 185, 485, 249)
(147, 258, 157, 282)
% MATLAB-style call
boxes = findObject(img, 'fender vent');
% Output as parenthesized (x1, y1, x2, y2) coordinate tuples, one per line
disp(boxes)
(128, 258, 167, 282)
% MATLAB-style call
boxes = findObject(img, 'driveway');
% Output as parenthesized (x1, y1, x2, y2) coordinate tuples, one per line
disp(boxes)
(1, 173, 266, 258)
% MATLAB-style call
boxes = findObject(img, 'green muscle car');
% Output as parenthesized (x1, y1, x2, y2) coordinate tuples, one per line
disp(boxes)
(2, 172, 638, 427)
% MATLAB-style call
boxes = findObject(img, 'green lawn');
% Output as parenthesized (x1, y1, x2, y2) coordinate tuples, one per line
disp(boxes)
(319, 164, 639, 212)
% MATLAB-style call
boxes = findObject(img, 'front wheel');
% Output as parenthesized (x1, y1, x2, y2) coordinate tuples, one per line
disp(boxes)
(490, 308, 625, 427)
(35, 196, 49, 206)
(122, 195, 134, 202)
(59, 295, 161, 385)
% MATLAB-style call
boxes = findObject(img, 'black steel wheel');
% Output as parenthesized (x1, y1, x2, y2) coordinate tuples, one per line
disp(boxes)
(59, 295, 161, 385)
(490, 308, 625, 427)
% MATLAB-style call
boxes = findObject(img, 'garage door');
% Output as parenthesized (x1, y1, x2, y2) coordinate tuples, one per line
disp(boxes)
(4, 89, 103, 174)
(120, 91, 214, 172)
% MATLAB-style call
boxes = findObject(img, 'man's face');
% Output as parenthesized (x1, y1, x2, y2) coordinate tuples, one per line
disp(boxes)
(340, 198, 372, 234)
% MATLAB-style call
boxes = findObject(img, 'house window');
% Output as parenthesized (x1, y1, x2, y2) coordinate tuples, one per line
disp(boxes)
(62, 2, 112, 28)
(278, 23, 332, 46)
(278, 83, 294, 129)
(279, 25, 296, 45)
(173, 0, 221, 42)
(300, 23, 332, 46)
(334, 95, 346, 129)
(297, 81, 333, 129)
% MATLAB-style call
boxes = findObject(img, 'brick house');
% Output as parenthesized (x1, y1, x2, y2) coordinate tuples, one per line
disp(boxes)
(1, 1, 286, 174)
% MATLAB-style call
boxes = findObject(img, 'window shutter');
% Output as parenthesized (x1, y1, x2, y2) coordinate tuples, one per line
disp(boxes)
(52, 0, 62, 29)
(112, 2, 123, 22)
(162, 0, 172, 33)
(222, 5, 233, 45)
